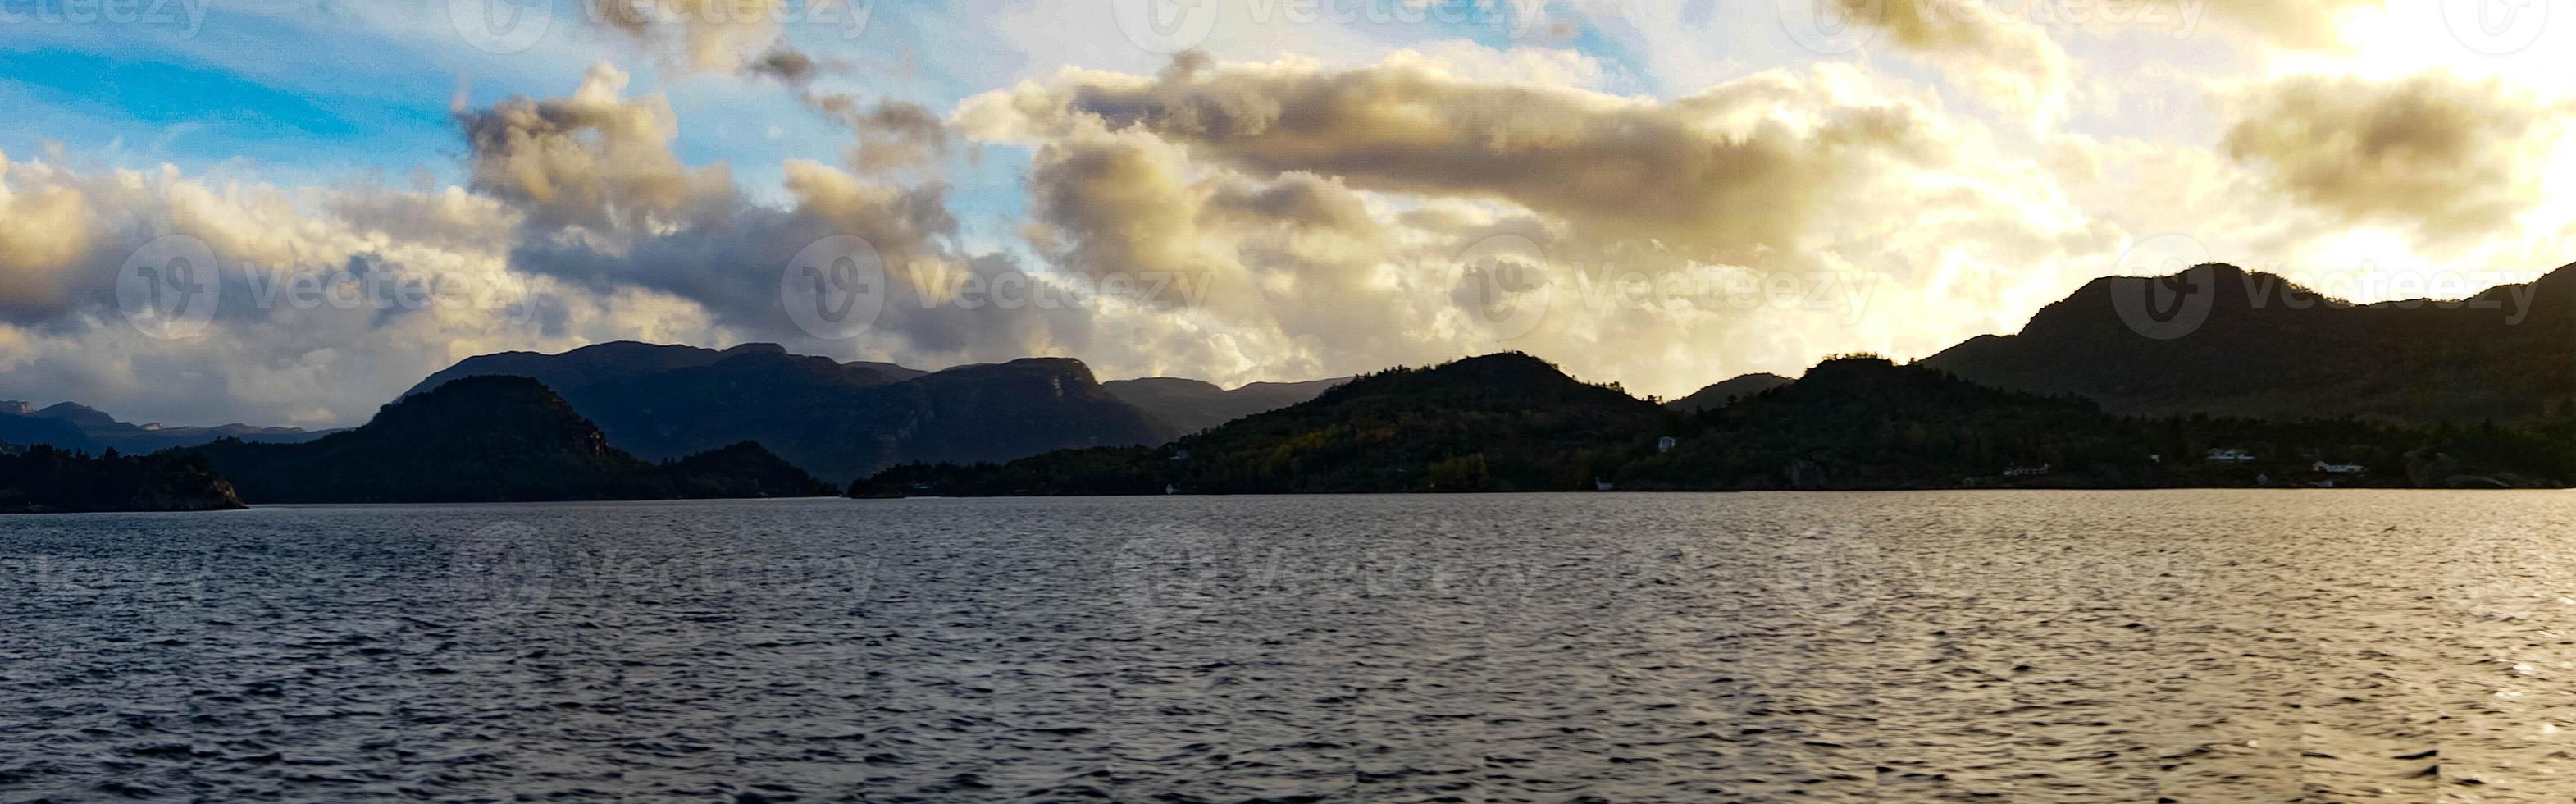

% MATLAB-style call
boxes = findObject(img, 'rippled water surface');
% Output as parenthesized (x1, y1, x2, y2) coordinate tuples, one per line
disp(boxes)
(6, 492, 2576, 801)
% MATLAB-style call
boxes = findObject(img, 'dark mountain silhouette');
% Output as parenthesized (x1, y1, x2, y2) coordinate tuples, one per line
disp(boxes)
(1637, 356, 2136, 489)
(1102, 375, 1348, 436)
(859, 353, 2573, 496)
(1638, 355, 2569, 490)
(413, 344, 1169, 483)
(859, 352, 1666, 495)
(402, 340, 796, 399)
(0, 444, 244, 513)
(0, 400, 327, 454)
(1664, 372, 1793, 413)
(0, 407, 94, 452)
(189, 376, 829, 504)
(846, 360, 928, 381)
(1923, 263, 2576, 424)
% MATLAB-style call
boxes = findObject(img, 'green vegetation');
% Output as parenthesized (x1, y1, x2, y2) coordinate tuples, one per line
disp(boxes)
(189, 376, 830, 504)
(0, 445, 244, 513)
(855, 354, 2576, 496)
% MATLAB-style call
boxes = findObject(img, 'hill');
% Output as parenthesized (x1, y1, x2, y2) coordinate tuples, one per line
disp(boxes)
(858, 352, 1666, 495)
(1644, 356, 2569, 490)
(417, 344, 1168, 483)
(1923, 263, 2576, 423)
(1664, 372, 1793, 413)
(1102, 375, 1348, 436)
(399, 340, 790, 399)
(0, 400, 327, 454)
(189, 376, 829, 504)
(0, 444, 244, 513)
(861, 354, 2574, 495)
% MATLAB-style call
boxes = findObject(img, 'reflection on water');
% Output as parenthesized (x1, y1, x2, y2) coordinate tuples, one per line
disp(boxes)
(2, 491, 2574, 801)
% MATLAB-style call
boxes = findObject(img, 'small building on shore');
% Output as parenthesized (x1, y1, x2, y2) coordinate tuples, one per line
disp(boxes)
(2208, 447, 2255, 462)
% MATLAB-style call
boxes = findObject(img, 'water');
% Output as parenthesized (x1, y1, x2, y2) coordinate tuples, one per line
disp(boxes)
(2, 492, 2574, 802)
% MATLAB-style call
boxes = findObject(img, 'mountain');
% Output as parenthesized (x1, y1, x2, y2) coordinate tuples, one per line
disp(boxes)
(1923, 263, 2576, 424)
(0, 409, 94, 452)
(401, 340, 796, 399)
(1102, 375, 1348, 436)
(860, 354, 2574, 495)
(0, 400, 327, 454)
(0, 444, 245, 514)
(1638, 355, 2570, 490)
(1664, 372, 1793, 413)
(414, 344, 1167, 484)
(1636, 355, 2135, 489)
(858, 352, 1666, 495)
(189, 376, 830, 504)
(846, 360, 928, 381)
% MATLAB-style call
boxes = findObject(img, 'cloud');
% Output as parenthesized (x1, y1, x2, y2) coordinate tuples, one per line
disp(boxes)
(806, 94, 951, 174)
(0, 145, 713, 428)
(0, 149, 98, 316)
(2223, 72, 2551, 240)
(454, 62, 738, 232)
(2200, 0, 2376, 49)
(590, 0, 791, 73)
(958, 52, 2119, 394)
(960, 51, 1950, 267)
(1826, 0, 2073, 121)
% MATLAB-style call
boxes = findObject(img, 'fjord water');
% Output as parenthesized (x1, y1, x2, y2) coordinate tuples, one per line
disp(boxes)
(2, 493, 2573, 802)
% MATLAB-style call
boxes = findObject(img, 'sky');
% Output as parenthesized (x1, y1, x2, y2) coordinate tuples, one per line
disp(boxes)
(2, 0, 2572, 427)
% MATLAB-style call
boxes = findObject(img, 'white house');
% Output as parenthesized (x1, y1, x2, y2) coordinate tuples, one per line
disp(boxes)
(2004, 463, 2051, 477)
(1657, 436, 1678, 454)
(2208, 447, 2255, 462)
(2314, 460, 2364, 474)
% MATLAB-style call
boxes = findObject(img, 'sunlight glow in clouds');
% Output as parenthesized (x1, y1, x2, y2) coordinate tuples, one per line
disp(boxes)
(2, 0, 2573, 425)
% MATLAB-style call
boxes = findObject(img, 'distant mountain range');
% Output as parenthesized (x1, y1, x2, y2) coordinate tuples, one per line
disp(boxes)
(862, 352, 2575, 495)
(1664, 372, 1792, 413)
(1100, 376, 1349, 435)
(1924, 263, 2575, 424)
(861, 353, 1668, 495)
(0, 400, 330, 455)
(11, 260, 2576, 507)
(188, 375, 828, 504)
(406, 341, 1341, 483)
